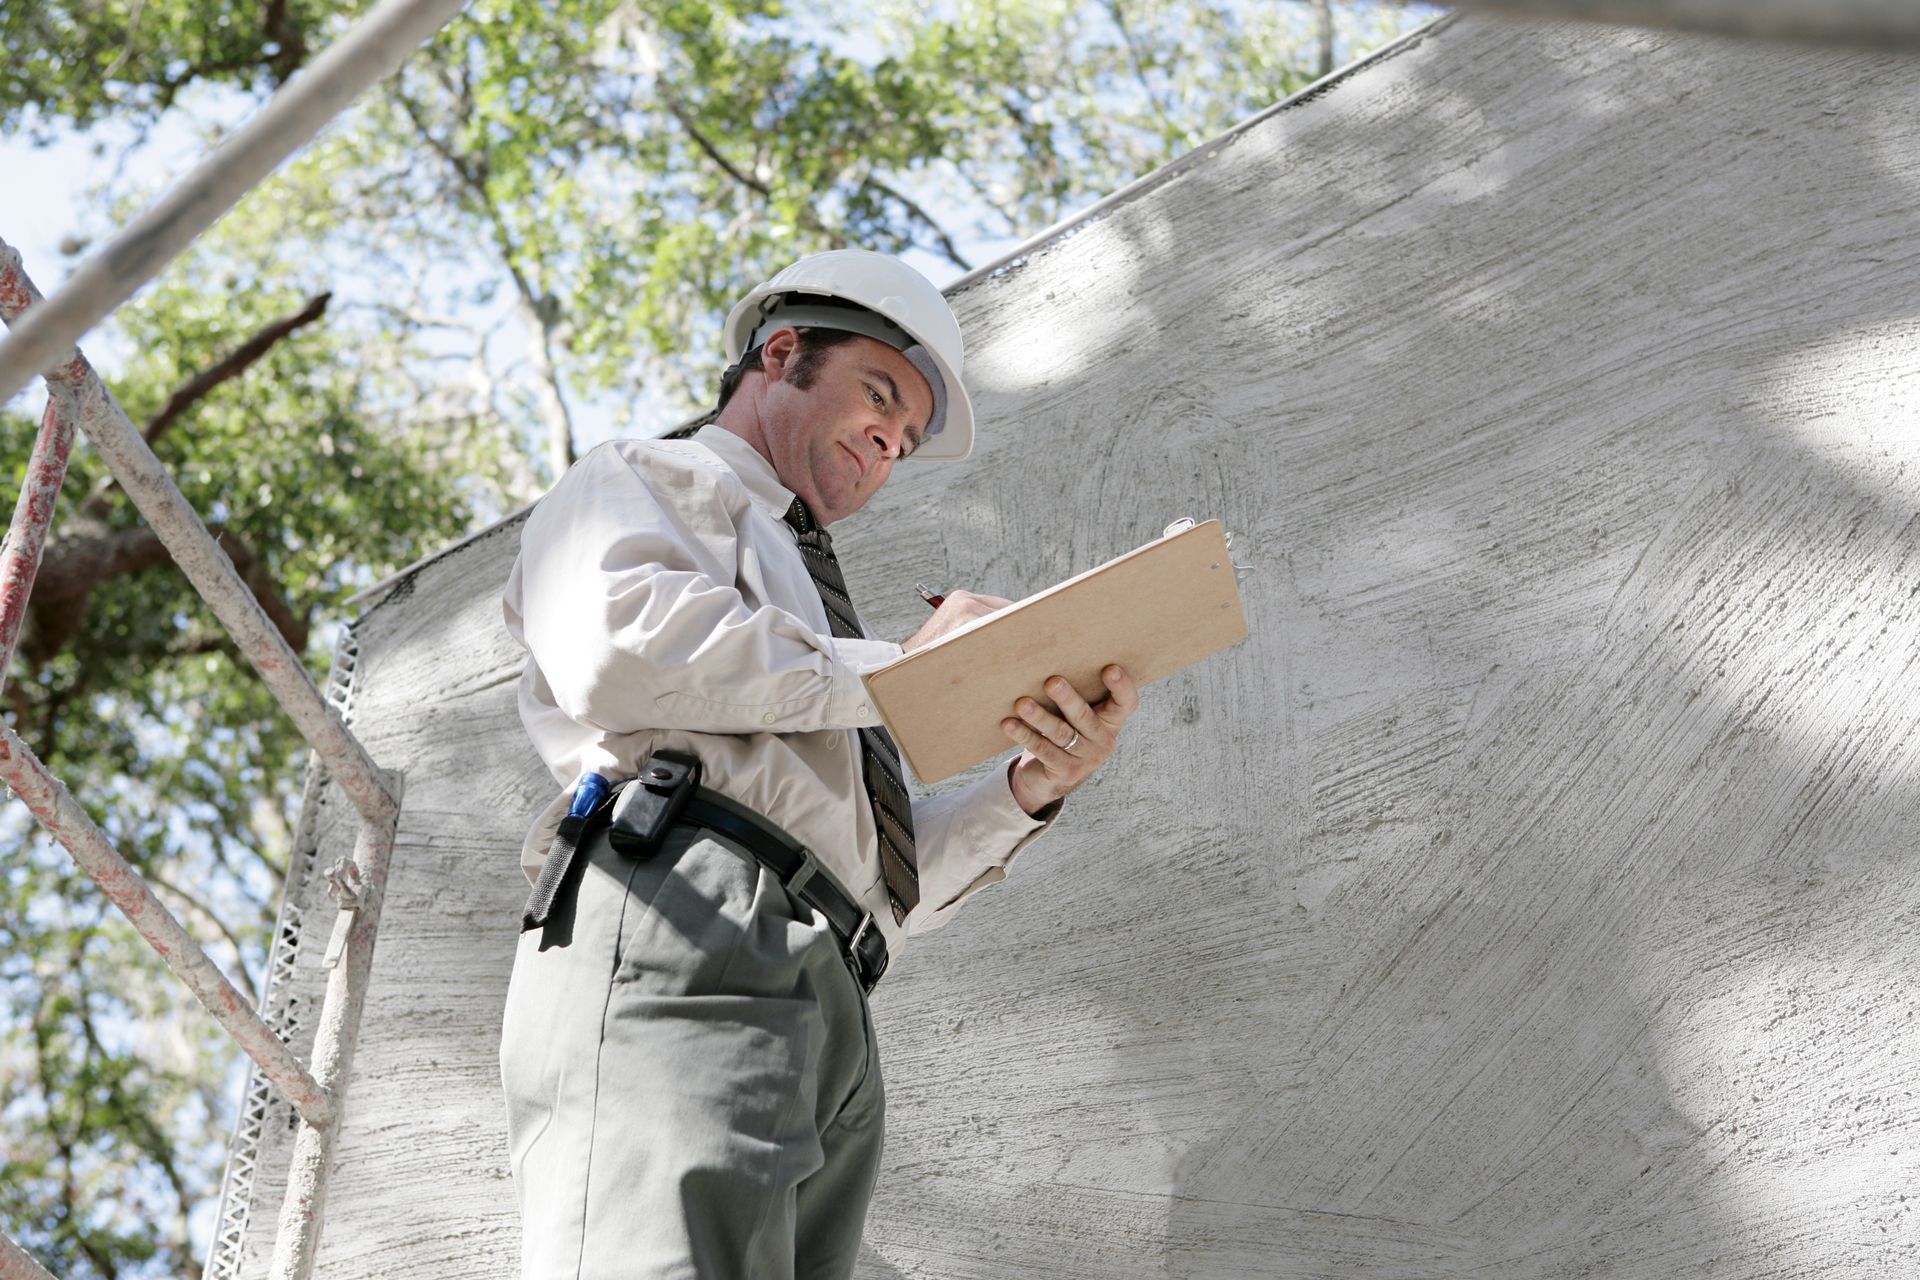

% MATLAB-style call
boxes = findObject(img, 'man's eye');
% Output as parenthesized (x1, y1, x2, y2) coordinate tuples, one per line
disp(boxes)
(865, 386, 883, 407)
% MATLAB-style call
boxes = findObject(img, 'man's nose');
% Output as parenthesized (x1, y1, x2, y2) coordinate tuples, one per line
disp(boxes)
(869, 418, 905, 459)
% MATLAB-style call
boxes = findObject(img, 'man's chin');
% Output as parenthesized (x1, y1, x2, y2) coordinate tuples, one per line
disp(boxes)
(809, 480, 862, 524)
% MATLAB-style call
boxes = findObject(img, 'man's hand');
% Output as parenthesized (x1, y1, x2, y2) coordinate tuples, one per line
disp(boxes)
(1002, 666, 1141, 816)
(901, 590, 1014, 651)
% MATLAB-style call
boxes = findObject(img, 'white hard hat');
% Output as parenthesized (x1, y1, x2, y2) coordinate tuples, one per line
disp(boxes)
(722, 249, 974, 461)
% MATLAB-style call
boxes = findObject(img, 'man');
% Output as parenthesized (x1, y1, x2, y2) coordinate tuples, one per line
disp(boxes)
(499, 250, 1138, 1279)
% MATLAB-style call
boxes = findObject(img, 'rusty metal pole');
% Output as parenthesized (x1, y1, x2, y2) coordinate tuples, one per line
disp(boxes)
(0, 245, 398, 829)
(0, 380, 86, 685)
(76, 386, 401, 826)
(0, 721, 335, 1128)
(267, 795, 400, 1280)
(0, 5, 472, 1274)
(0, 244, 88, 688)
(0, 1231, 61, 1280)
(0, 0, 471, 407)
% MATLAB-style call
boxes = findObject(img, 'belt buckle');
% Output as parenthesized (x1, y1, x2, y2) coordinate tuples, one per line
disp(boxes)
(847, 913, 887, 994)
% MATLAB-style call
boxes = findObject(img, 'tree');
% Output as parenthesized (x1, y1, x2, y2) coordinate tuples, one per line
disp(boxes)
(0, 1, 335, 136)
(268, 0, 1431, 473)
(0, 3, 1435, 1275)
(0, 201, 520, 1277)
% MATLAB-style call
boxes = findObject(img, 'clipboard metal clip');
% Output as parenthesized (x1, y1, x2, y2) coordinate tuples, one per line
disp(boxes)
(1165, 515, 1252, 580)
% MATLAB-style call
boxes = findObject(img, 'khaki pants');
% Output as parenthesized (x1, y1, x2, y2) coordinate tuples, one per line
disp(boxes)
(500, 824, 885, 1279)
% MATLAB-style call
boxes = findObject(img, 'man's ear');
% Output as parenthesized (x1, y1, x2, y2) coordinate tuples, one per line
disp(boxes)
(760, 328, 800, 385)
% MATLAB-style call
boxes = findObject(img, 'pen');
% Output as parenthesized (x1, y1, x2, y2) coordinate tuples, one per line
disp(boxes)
(914, 582, 945, 609)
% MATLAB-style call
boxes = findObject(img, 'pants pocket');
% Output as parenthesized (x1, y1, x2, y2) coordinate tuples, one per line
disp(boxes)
(608, 826, 761, 996)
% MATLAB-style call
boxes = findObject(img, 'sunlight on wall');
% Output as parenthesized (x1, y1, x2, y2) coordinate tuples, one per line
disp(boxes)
(1763, 319, 1920, 507)
(1649, 937, 1919, 1237)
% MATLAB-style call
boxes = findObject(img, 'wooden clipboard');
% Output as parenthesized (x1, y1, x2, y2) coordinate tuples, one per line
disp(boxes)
(863, 519, 1248, 784)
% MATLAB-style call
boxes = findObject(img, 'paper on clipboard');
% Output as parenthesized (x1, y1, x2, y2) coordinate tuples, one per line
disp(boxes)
(862, 518, 1248, 784)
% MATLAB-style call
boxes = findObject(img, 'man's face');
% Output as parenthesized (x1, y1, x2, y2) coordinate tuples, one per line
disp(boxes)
(758, 329, 936, 524)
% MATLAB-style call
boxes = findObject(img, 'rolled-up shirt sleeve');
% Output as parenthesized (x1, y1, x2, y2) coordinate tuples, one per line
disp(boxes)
(506, 443, 897, 736)
(903, 766, 1059, 936)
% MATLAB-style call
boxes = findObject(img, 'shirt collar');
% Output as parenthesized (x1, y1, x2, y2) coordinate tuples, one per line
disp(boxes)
(694, 424, 798, 523)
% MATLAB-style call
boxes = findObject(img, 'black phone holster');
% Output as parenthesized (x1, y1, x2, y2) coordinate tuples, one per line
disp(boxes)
(522, 751, 701, 950)
(607, 751, 701, 860)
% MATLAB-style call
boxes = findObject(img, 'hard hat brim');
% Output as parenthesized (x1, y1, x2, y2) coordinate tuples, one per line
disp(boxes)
(723, 283, 974, 463)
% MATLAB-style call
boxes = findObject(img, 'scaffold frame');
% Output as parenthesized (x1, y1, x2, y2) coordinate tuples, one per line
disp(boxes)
(0, 1, 466, 1276)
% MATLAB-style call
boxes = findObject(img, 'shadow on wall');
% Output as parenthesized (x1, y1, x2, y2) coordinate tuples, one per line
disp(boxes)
(856, 14, 1920, 1277)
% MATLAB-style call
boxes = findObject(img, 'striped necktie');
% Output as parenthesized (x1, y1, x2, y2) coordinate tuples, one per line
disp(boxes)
(783, 498, 919, 924)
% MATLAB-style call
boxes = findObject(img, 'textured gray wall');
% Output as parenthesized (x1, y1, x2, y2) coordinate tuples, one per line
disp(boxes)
(217, 14, 1920, 1277)
(1455, 0, 1920, 47)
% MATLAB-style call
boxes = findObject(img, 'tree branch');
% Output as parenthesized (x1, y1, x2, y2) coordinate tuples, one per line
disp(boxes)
(667, 98, 772, 198)
(22, 526, 308, 670)
(100, 0, 151, 82)
(1314, 0, 1337, 78)
(141, 293, 330, 449)
(73, 968, 194, 1277)
(76, 292, 332, 523)
(864, 178, 973, 270)
(662, 94, 838, 242)
(211, 530, 309, 655)
(162, 634, 243, 660)
(141, 865, 259, 1004)
(952, 163, 1024, 236)
(1101, 0, 1180, 143)
(260, 0, 312, 85)
(33, 947, 124, 1280)
(994, 91, 1063, 202)
(393, 84, 580, 477)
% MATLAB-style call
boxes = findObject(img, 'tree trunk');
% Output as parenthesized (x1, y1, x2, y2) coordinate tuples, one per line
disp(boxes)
(516, 292, 576, 483)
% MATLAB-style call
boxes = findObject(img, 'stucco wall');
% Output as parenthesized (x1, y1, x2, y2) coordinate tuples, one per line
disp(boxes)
(217, 13, 1920, 1277)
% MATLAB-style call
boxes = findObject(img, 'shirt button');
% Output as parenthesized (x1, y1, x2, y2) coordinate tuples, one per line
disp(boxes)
(763, 712, 777, 725)
(856, 703, 870, 717)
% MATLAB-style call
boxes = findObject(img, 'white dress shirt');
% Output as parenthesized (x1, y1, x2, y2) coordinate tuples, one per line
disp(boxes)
(502, 425, 1052, 948)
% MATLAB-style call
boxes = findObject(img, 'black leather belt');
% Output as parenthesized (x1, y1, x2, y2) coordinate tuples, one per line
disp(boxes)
(521, 759, 888, 995)
(675, 789, 889, 994)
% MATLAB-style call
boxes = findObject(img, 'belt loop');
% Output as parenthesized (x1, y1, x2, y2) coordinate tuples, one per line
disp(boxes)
(786, 849, 822, 898)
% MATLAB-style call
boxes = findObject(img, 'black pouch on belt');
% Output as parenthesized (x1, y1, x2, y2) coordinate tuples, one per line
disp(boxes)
(522, 776, 612, 949)
(608, 750, 701, 859)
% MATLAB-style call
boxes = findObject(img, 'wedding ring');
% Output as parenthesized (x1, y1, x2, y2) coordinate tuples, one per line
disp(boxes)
(1063, 731, 1080, 753)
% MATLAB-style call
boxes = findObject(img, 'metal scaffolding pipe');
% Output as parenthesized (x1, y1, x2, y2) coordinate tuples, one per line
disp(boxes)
(268, 795, 400, 1280)
(0, 381, 86, 689)
(0, 247, 398, 828)
(0, 241, 77, 375)
(80, 376, 400, 825)
(0, 243, 89, 690)
(0, 0, 469, 407)
(1450, 0, 1920, 46)
(0, 1232, 62, 1280)
(0, 1228, 61, 1280)
(0, 721, 336, 1129)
